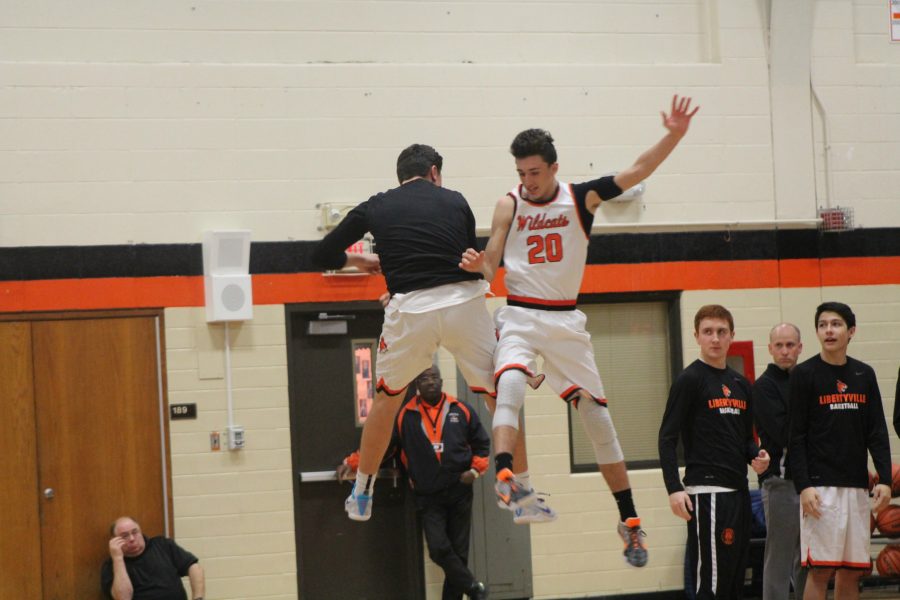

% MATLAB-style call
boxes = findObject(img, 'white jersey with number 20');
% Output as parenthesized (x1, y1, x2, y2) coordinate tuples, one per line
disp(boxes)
(503, 182, 589, 306)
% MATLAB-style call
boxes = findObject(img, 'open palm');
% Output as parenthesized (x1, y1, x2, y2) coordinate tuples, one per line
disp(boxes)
(661, 95, 699, 137)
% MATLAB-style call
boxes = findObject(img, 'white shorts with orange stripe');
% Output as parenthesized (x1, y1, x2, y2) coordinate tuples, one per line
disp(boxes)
(800, 486, 871, 570)
(493, 305, 605, 403)
(375, 291, 497, 396)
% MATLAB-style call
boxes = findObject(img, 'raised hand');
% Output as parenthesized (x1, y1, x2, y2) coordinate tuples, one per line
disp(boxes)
(661, 95, 700, 138)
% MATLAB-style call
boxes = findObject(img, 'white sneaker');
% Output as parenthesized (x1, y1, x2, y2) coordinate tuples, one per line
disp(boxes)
(513, 497, 558, 524)
(345, 482, 372, 522)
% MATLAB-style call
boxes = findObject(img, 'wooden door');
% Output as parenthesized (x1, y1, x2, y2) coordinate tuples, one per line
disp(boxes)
(0, 322, 43, 598)
(0, 315, 169, 600)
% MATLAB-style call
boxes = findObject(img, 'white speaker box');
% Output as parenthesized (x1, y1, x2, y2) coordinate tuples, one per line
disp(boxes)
(202, 230, 253, 322)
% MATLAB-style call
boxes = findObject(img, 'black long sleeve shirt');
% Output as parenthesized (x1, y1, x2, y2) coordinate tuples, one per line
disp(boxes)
(659, 359, 759, 495)
(309, 179, 483, 294)
(753, 363, 793, 482)
(789, 354, 891, 492)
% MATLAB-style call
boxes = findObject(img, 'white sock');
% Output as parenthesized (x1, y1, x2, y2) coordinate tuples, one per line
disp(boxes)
(516, 471, 532, 491)
(356, 470, 377, 496)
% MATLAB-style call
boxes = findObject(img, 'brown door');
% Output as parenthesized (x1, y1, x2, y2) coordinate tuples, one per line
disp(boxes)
(0, 322, 43, 597)
(0, 315, 169, 600)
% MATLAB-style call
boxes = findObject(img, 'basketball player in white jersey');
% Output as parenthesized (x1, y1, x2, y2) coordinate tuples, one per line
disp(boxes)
(460, 95, 698, 567)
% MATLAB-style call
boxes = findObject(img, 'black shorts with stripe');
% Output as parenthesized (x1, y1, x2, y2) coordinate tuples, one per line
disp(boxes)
(686, 489, 751, 600)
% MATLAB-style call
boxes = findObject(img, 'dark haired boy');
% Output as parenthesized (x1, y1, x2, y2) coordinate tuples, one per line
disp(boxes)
(311, 144, 499, 521)
(790, 302, 891, 600)
(461, 95, 699, 566)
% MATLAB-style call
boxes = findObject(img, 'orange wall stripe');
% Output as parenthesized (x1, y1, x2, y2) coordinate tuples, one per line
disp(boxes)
(0, 256, 897, 313)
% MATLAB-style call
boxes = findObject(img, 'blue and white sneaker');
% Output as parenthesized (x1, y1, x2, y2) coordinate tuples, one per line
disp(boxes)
(513, 497, 558, 524)
(345, 482, 372, 521)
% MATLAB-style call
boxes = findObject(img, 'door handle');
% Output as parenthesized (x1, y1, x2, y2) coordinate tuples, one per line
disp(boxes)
(299, 468, 401, 486)
(44, 488, 55, 499)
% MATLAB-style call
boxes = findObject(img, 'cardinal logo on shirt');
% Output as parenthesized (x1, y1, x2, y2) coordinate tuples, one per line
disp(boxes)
(722, 385, 732, 398)
(836, 380, 848, 393)
(378, 336, 388, 353)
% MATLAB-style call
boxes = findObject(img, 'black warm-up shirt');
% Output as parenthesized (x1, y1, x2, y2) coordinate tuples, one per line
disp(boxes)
(100, 536, 198, 600)
(789, 354, 891, 492)
(309, 178, 483, 294)
(753, 363, 793, 482)
(659, 359, 759, 495)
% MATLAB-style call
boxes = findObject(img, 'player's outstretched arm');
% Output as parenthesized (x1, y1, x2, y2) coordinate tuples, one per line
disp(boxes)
(459, 195, 514, 282)
(613, 94, 699, 193)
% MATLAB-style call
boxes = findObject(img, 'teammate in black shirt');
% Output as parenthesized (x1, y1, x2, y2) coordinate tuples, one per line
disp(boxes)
(789, 302, 891, 600)
(658, 304, 769, 599)
(310, 145, 500, 522)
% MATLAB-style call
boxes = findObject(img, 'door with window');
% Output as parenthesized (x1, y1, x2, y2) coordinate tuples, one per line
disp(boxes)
(287, 303, 423, 600)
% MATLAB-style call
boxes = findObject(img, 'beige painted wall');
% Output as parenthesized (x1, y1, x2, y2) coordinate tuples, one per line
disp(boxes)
(2, 0, 898, 247)
(165, 305, 297, 600)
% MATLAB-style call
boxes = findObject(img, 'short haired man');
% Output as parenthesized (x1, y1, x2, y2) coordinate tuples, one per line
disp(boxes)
(460, 95, 700, 567)
(659, 305, 769, 599)
(338, 366, 490, 600)
(311, 144, 499, 521)
(789, 302, 891, 600)
(754, 323, 807, 600)
(101, 516, 204, 600)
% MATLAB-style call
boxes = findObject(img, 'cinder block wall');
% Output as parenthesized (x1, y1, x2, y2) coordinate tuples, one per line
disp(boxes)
(3, 0, 900, 598)
(165, 305, 297, 600)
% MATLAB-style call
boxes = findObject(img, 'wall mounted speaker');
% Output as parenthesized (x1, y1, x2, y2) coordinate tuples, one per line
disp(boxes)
(202, 230, 253, 322)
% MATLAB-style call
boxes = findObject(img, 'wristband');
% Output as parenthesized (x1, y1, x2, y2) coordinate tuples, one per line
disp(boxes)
(469, 468, 479, 479)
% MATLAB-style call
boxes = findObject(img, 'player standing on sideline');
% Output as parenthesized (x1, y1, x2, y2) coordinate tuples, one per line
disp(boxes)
(311, 144, 500, 522)
(658, 304, 770, 599)
(754, 323, 807, 600)
(789, 302, 891, 600)
(460, 95, 699, 566)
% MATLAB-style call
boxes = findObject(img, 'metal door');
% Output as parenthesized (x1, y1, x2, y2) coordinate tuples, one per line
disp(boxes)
(286, 303, 423, 600)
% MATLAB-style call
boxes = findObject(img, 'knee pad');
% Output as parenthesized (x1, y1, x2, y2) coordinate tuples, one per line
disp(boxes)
(493, 369, 527, 430)
(577, 398, 624, 464)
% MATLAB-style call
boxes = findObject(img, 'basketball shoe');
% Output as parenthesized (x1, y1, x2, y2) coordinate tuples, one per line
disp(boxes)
(513, 497, 558, 524)
(617, 517, 648, 567)
(345, 481, 372, 521)
(495, 468, 537, 510)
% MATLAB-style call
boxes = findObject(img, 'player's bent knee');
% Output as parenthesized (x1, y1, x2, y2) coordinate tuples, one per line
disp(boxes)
(493, 369, 526, 429)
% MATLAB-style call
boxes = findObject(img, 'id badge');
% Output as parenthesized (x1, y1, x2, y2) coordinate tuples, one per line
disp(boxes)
(432, 442, 444, 453)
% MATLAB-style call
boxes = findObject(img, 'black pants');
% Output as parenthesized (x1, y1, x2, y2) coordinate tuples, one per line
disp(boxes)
(417, 483, 476, 600)
(686, 489, 751, 600)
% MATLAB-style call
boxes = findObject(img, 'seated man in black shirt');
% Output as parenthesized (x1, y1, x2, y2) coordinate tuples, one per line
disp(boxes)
(101, 516, 204, 600)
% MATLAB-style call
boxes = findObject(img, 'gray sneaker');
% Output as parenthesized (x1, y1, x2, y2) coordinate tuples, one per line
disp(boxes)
(513, 497, 558, 524)
(617, 517, 648, 567)
(494, 468, 537, 510)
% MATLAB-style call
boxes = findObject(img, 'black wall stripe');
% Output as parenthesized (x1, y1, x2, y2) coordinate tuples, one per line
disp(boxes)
(1, 228, 896, 281)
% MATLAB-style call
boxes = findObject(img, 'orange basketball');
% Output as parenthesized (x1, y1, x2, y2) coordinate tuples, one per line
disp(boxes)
(876, 544, 900, 576)
(876, 505, 900, 537)
(892, 464, 900, 497)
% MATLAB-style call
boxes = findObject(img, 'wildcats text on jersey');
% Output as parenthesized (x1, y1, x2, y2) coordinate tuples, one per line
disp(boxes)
(516, 213, 570, 232)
